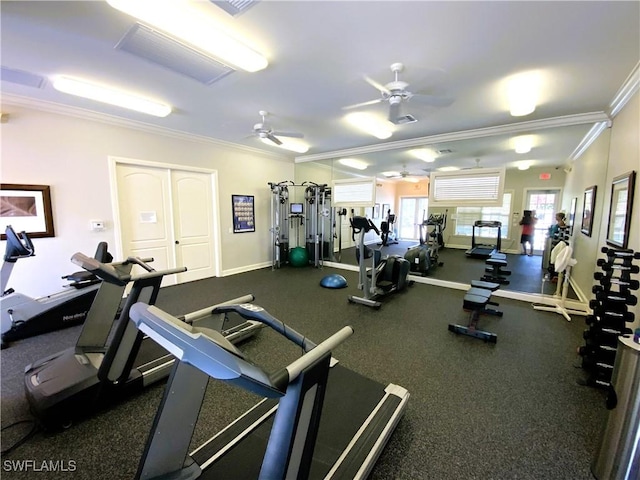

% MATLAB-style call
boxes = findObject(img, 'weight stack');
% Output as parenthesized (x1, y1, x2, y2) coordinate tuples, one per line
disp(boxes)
(578, 247, 639, 389)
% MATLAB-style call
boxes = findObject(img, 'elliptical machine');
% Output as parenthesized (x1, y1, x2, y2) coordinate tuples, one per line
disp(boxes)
(404, 210, 447, 276)
(348, 216, 411, 309)
(378, 209, 399, 246)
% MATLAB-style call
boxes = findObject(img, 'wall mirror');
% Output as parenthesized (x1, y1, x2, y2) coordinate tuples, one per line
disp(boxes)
(605, 170, 636, 249)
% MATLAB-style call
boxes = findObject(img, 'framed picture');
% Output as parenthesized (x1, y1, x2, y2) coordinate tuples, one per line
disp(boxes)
(580, 185, 597, 237)
(382, 203, 390, 220)
(568, 197, 577, 235)
(0, 184, 55, 239)
(231, 194, 255, 233)
(373, 203, 380, 219)
(605, 170, 636, 249)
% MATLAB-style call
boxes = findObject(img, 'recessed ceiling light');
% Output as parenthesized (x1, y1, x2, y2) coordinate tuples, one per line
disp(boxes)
(106, 0, 268, 72)
(437, 166, 460, 172)
(344, 112, 393, 139)
(338, 158, 368, 170)
(409, 148, 436, 162)
(52, 75, 172, 117)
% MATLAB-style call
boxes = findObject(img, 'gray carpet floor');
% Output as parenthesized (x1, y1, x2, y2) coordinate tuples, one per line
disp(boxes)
(1, 266, 606, 479)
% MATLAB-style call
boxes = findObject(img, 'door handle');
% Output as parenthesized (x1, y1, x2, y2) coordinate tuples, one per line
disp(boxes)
(175, 240, 180, 245)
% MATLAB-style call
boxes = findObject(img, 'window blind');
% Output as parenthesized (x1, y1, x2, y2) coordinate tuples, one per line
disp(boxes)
(430, 168, 505, 207)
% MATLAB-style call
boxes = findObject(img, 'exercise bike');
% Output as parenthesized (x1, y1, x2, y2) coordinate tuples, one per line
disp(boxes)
(348, 216, 411, 309)
(1, 225, 110, 348)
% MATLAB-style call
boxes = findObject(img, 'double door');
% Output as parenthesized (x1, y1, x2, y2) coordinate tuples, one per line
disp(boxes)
(113, 161, 219, 286)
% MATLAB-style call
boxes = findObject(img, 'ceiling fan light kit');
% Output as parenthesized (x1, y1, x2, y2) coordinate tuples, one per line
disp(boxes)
(52, 75, 172, 117)
(253, 111, 309, 153)
(106, 0, 268, 72)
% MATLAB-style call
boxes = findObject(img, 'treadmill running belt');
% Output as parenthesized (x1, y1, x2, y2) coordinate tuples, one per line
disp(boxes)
(195, 364, 397, 479)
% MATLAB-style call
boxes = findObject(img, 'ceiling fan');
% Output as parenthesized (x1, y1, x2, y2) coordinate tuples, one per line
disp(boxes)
(383, 164, 430, 180)
(344, 63, 454, 125)
(462, 158, 484, 170)
(251, 111, 304, 146)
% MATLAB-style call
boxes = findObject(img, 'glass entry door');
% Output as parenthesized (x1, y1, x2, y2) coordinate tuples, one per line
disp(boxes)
(525, 189, 561, 252)
(399, 196, 428, 240)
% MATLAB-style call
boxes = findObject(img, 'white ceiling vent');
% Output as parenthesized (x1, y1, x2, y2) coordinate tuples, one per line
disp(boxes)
(0, 66, 46, 88)
(115, 23, 235, 85)
(210, 0, 258, 16)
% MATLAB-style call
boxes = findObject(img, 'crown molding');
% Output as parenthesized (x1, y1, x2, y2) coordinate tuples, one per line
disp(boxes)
(609, 61, 640, 117)
(295, 112, 609, 163)
(0, 93, 290, 161)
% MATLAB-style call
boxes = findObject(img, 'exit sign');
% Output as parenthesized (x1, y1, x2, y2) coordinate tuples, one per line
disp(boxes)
(539, 173, 551, 180)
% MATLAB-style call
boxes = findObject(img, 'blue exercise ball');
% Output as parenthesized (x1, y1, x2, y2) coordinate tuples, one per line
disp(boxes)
(320, 274, 347, 289)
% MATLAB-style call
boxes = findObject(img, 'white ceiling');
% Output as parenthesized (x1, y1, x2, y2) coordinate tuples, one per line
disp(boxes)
(1, 1, 639, 178)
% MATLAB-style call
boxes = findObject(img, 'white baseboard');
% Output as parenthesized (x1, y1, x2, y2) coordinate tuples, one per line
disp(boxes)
(222, 261, 271, 276)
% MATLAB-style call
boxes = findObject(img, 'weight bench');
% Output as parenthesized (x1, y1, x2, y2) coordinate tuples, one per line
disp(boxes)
(481, 255, 511, 285)
(448, 280, 503, 343)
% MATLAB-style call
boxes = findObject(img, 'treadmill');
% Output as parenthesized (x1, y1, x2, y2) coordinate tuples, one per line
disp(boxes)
(24, 253, 262, 430)
(130, 301, 409, 480)
(465, 220, 502, 258)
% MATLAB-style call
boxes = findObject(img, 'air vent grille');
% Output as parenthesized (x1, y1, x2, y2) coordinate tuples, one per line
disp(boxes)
(115, 23, 235, 85)
(0, 66, 46, 88)
(211, 0, 258, 16)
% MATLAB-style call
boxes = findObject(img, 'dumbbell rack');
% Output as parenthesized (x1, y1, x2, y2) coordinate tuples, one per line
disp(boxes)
(578, 247, 639, 389)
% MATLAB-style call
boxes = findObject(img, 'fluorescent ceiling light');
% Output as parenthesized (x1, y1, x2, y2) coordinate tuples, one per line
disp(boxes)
(409, 148, 436, 162)
(513, 135, 533, 154)
(507, 71, 540, 116)
(260, 137, 309, 154)
(106, 0, 268, 72)
(52, 75, 171, 117)
(517, 161, 532, 171)
(344, 112, 393, 139)
(382, 171, 401, 177)
(437, 166, 460, 172)
(338, 158, 368, 170)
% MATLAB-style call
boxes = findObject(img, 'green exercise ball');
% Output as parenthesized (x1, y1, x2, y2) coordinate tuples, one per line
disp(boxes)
(289, 247, 309, 267)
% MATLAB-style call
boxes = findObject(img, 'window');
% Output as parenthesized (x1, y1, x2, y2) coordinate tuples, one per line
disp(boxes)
(430, 168, 505, 207)
(455, 192, 512, 238)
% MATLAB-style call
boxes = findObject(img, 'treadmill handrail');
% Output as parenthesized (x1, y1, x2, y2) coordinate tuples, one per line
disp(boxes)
(71, 252, 185, 285)
(130, 302, 354, 395)
(212, 303, 317, 351)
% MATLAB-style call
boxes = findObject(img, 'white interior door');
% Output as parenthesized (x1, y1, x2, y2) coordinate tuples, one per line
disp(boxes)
(116, 164, 175, 285)
(171, 170, 216, 283)
(114, 162, 218, 286)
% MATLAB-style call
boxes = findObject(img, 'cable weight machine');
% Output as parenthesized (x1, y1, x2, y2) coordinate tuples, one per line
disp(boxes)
(269, 181, 335, 268)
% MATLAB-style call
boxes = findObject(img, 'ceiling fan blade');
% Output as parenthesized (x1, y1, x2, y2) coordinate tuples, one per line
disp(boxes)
(411, 93, 455, 107)
(342, 98, 383, 110)
(266, 133, 282, 145)
(272, 131, 304, 139)
(364, 75, 391, 94)
(388, 102, 401, 123)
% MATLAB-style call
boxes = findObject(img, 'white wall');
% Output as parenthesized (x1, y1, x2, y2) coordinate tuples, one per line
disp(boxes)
(0, 105, 293, 297)
(565, 91, 639, 327)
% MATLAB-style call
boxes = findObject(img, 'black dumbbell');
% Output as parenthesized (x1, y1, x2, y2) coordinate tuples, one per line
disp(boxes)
(598, 262, 640, 274)
(598, 277, 640, 290)
(595, 291, 637, 305)
(601, 246, 640, 259)
(589, 299, 630, 313)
